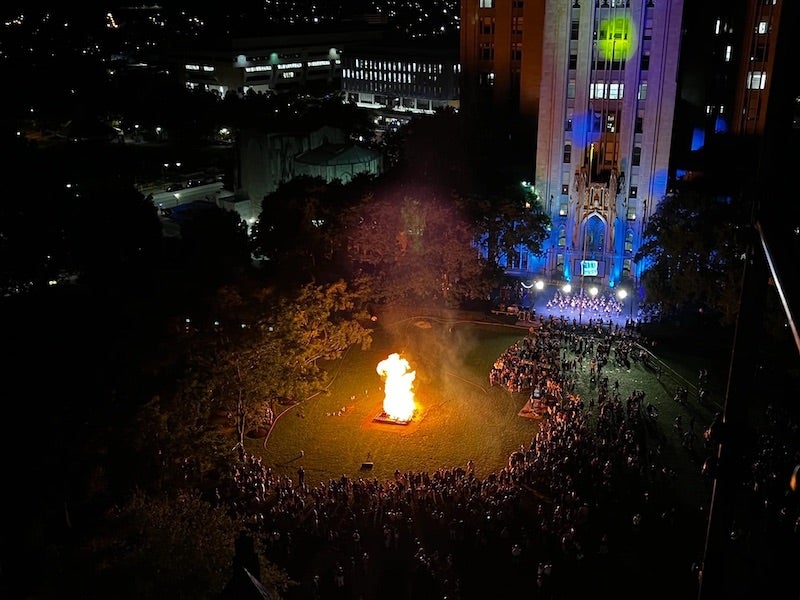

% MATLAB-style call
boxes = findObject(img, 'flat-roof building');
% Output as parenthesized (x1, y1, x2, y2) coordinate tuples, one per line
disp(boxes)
(341, 35, 460, 115)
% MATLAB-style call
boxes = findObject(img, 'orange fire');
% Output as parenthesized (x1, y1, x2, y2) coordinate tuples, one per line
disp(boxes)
(376, 353, 416, 422)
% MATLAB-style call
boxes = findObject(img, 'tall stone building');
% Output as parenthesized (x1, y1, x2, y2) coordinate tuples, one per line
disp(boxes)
(461, 0, 684, 291)
(460, 0, 795, 294)
(534, 0, 683, 289)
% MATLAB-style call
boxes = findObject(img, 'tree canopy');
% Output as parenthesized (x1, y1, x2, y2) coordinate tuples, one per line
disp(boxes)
(185, 279, 374, 454)
(463, 182, 551, 268)
(635, 188, 751, 324)
(344, 188, 495, 306)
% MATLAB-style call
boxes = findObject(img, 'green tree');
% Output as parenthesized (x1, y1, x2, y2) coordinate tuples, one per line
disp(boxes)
(345, 192, 494, 306)
(635, 189, 750, 324)
(251, 176, 356, 281)
(199, 279, 374, 455)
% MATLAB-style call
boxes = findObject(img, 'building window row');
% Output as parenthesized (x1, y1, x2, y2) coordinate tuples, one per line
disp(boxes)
(185, 64, 215, 72)
(589, 82, 624, 99)
(344, 70, 438, 85)
(353, 59, 443, 74)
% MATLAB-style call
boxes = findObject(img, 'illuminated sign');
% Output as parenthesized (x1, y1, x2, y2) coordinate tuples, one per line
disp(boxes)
(581, 260, 598, 277)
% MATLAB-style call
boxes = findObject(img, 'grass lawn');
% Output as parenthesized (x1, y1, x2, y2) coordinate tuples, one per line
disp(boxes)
(255, 315, 536, 484)
(252, 310, 726, 515)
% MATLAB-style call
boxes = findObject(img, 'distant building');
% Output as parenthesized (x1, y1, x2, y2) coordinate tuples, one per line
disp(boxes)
(294, 143, 383, 183)
(236, 124, 382, 204)
(340, 35, 461, 114)
(167, 28, 384, 97)
(150, 183, 258, 235)
(673, 0, 788, 180)
(459, 0, 545, 137)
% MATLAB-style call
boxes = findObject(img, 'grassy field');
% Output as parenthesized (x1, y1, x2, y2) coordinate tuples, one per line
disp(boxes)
(254, 315, 535, 483)
(250, 311, 725, 514)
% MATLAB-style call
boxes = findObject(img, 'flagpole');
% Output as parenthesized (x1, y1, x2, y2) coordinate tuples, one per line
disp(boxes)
(580, 144, 594, 325)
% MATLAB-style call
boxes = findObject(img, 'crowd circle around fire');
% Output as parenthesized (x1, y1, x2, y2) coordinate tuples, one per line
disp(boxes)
(203, 315, 799, 599)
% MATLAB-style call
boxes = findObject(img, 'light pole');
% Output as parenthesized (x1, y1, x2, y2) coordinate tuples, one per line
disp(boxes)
(617, 288, 631, 322)
(534, 279, 545, 320)
(162, 161, 182, 189)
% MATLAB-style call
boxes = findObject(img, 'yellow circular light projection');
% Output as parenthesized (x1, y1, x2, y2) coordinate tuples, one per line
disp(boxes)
(597, 16, 637, 61)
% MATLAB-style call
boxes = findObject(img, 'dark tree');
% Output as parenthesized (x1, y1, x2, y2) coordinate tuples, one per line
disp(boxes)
(635, 188, 751, 324)
(345, 188, 494, 306)
(462, 183, 551, 269)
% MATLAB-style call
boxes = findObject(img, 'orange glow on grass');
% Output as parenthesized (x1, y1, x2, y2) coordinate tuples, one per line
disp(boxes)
(376, 353, 416, 422)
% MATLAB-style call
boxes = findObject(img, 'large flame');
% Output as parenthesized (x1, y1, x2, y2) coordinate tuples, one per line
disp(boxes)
(376, 353, 416, 422)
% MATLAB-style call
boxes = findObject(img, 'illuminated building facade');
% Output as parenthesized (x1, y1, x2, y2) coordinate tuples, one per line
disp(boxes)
(534, 0, 683, 289)
(168, 29, 382, 97)
(461, 0, 796, 291)
(341, 37, 461, 115)
(461, 0, 684, 290)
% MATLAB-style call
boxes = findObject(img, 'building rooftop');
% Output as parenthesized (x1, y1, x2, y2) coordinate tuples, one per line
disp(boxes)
(294, 143, 381, 167)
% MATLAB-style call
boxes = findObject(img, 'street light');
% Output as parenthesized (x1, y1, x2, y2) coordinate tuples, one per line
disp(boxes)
(162, 161, 183, 189)
(617, 288, 633, 323)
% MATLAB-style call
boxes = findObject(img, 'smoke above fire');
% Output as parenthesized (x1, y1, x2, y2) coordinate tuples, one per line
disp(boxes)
(376, 353, 416, 422)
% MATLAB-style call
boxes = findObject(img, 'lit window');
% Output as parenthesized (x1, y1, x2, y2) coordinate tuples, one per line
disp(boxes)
(590, 82, 606, 99)
(757, 21, 767, 34)
(637, 82, 647, 100)
(725, 45, 732, 62)
(747, 71, 767, 90)
(480, 0, 493, 7)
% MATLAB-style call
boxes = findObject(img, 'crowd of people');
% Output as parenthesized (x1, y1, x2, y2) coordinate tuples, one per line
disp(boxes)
(545, 290, 625, 320)
(213, 316, 798, 600)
